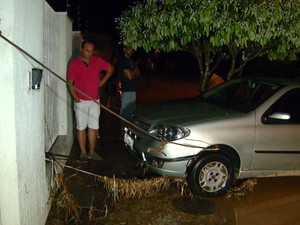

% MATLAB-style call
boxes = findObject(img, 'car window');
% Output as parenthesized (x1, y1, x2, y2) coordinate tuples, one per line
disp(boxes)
(202, 78, 282, 113)
(263, 88, 300, 124)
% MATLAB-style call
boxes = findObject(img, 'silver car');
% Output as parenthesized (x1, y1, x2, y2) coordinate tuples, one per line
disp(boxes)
(123, 77, 300, 197)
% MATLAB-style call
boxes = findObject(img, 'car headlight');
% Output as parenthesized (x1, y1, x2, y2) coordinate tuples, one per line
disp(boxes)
(148, 124, 191, 141)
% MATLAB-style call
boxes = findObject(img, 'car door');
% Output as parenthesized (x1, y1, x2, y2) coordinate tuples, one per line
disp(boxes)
(251, 88, 300, 170)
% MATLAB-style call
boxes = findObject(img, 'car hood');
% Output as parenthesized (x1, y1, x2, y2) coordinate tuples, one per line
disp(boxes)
(134, 98, 243, 126)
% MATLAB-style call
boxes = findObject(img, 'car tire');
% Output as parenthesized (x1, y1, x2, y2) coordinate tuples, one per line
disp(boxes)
(187, 154, 233, 198)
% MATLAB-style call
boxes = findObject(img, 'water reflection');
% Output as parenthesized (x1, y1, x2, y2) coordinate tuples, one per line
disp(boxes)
(172, 197, 216, 215)
(214, 177, 300, 225)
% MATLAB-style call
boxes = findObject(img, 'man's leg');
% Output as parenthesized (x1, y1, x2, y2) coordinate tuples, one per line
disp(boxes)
(74, 100, 89, 160)
(119, 93, 127, 140)
(87, 128, 102, 160)
(120, 92, 136, 120)
(87, 128, 97, 154)
(87, 100, 102, 160)
(77, 129, 87, 157)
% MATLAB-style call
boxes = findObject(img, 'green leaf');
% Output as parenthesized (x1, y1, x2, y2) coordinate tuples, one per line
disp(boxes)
(118, 0, 300, 91)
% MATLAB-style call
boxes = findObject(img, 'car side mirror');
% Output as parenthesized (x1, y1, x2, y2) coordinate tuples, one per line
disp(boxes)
(263, 112, 291, 124)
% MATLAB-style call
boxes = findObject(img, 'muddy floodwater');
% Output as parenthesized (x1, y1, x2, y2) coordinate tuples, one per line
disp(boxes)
(46, 76, 300, 225)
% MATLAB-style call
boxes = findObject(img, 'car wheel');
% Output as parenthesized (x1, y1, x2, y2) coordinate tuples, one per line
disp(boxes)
(187, 154, 233, 198)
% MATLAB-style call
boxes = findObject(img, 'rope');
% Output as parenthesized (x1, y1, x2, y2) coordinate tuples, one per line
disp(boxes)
(0, 30, 159, 140)
(45, 157, 102, 178)
(0, 31, 206, 154)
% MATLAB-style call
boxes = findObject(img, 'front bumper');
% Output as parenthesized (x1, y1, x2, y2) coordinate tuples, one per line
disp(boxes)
(123, 126, 200, 177)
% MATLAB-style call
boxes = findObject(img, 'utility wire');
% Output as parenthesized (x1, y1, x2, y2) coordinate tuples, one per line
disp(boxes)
(0, 30, 147, 133)
(0, 30, 206, 191)
(0, 30, 205, 150)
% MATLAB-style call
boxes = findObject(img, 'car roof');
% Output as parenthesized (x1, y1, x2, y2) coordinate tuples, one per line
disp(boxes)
(239, 76, 300, 87)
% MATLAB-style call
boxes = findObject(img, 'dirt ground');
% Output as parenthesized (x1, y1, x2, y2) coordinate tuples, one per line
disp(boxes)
(46, 75, 300, 225)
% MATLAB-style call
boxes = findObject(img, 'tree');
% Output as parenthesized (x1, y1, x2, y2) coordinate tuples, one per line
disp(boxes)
(118, 0, 300, 91)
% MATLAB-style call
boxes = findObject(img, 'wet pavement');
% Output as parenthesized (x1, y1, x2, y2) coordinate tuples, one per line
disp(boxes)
(46, 75, 300, 225)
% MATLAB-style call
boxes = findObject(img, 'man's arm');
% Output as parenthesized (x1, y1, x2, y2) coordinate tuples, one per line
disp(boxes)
(99, 64, 115, 87)
(123, 66, 140, 80)
(67, 80, 80, 103)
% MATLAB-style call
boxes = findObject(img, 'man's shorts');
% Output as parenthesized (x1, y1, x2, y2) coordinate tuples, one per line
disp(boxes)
(74, 99, 100, 130)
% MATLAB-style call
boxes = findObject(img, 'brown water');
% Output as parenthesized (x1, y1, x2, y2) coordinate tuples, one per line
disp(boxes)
(46, 76, 300, 225)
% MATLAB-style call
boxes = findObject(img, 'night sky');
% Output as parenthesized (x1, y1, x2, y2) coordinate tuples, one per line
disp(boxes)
(46, 0, 134, 35)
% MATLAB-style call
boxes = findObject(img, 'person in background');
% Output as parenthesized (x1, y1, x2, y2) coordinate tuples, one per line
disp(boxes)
(105, 50, 119, 110)
(67, 39, 115, 161)
(117, 46, 140, 120)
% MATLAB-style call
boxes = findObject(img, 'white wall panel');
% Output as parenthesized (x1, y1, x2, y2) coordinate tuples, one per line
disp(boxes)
(0, 0, 73, 224)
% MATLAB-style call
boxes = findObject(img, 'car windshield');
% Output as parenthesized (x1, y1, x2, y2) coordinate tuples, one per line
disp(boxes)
(202, 78, 283, 113)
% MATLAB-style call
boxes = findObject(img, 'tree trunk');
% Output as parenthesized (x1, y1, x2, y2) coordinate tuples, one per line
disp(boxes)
(227, 56, 236, 81)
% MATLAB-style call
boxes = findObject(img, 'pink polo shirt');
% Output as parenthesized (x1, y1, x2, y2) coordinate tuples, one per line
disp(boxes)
(67, 56, 110, 100)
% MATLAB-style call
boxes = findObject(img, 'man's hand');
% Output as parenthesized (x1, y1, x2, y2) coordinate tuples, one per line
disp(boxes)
(99, 80, 105, 87)
(123, 67, 140, 80)
(99, 65, 115, 87)
(67, 80, 80, 102)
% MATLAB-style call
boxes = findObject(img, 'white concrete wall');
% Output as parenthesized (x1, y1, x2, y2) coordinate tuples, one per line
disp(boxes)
(43, 4, 73, 152)
(57, 13, 73, 137)
(44, 3, 59, 149)
(0, 0, 73, 224)
(0, 0, 21, 224)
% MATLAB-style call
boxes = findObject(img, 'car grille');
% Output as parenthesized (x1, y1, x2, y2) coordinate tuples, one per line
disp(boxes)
(130, 114, 152, 131)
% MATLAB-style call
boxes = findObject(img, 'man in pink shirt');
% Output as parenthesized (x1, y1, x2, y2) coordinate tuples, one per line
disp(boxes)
(67, 40, 115, 161)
